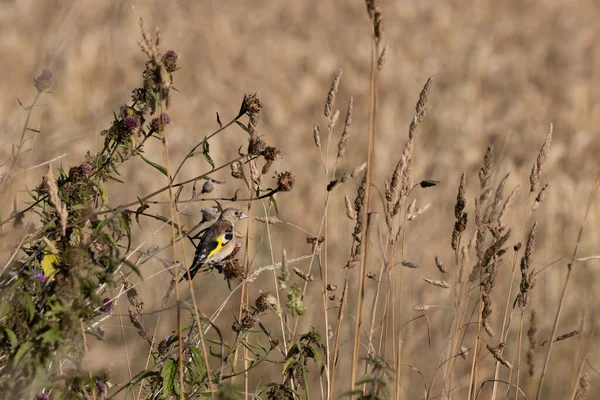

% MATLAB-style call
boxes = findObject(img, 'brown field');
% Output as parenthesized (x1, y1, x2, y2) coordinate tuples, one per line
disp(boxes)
(1, 0, 600, 399)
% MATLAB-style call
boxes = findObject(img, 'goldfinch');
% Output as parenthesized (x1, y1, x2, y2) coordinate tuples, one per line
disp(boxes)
(181, 208, 247, 281)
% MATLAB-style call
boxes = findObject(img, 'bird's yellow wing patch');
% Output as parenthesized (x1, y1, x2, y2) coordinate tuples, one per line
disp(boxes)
(207, 236, 224, 258)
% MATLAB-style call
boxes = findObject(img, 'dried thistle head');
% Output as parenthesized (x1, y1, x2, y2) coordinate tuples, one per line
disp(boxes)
(275, 171, 296, 192)
(240, 92, 263, 117)
(34, 69, 53, 93)
(231, 161, 244, 180)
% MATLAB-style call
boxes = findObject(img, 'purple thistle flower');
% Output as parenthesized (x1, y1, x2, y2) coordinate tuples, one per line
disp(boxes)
(100, 298, 114, 313)
(34, 273, 46, 283)
(162, 50, 180, 72)
(123, 117, 140, 132)
(35, 393, 49, 400)
(96, 380, 108, 396)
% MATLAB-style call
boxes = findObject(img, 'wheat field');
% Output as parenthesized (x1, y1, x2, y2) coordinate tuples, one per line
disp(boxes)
(1, 1, 600, 399)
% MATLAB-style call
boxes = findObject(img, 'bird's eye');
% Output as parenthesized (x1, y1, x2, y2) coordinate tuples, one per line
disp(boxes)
(235, 211, 241, 217)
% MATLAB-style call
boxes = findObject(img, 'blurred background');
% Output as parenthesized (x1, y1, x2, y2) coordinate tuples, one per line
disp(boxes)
(1, 0, 599, 398)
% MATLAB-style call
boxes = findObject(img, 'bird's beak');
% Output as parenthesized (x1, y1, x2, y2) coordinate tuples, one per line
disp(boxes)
(240, 212, 248, 220)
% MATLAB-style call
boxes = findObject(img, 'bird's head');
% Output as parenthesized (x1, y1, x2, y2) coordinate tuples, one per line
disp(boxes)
(219, 208, 248, 224)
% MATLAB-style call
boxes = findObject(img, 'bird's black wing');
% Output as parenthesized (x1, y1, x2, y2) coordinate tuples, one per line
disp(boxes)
(181, 221, 234, 281)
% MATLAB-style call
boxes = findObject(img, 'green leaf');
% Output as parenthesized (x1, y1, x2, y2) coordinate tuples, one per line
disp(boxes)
(270, 195, 279, 214)
(202, 138, 215, 170)
(337, 390, 364, 399)
(39, 327, 61, 344)
(23, 293, 35, 323)
(13, 341, 34, 367)
(98, 182, 109, 205)
(190, 347, 207, 379)
(106, 175, 125, 184)
(2, 326, 18, 349)
(162, 359, 177, 398)
(140, 154, 169, 178)
(355, 375, 375, 385)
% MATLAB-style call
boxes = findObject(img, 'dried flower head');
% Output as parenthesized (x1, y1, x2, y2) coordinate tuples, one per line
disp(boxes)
(150, 113, 172, 133)
(240, 309, 259, 330)
(420, 180, 439, 188)
(275, 171, 296, 192)
(255, 291, 273, 313)
(231, 161, 243, 179)
(201, 179, 216, 194)
(240, 92, 262, 116)
(34, 69, 53, 92)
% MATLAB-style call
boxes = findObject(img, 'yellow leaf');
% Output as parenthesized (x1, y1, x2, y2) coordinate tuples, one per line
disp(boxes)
(41, 242, 60, 280)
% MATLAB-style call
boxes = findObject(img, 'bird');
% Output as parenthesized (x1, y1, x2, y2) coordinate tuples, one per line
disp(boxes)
(181, 208, 247, 281)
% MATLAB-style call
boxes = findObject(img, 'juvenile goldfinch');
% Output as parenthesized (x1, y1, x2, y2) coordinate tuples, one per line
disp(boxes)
(181, 208, 247, 281)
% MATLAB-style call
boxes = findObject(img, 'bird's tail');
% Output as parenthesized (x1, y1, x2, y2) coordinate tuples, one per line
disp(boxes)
(179, 252, 205, 282)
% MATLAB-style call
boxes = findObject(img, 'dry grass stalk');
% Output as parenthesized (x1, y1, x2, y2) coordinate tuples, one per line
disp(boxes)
(452, 173, 468, 251)
(479, 145, 494, 192)
(484, 320, 496, 337)
(532, 183, 550, 211)
(293, 266, 314, 282)
(324, 69, 342, 120)
(555, 329, 580, 343)
(345, 195, 358, 220)
(574, 373, 590, 400)
(377, 45, 387, 69)
(407, 203, 430, 221)
(423, 278, 450, 289)
(123, 278, 152, 345)
(327, 163, 366, 191)
(497, 185, 520, 231)
(470, 227, 511, 283)
(400, 78, 432, 198)
(401, 260, 419, 269)
(313, 123, 321, 148)
(518, 222, 538, 309)
(45, 166, 68, 236)
(255, 216, 283, 224)
(529, 123, 553, 193)
(435, 255, 447, 274)
(486, 173, 509, 223)
(337, 97, 353, 158)
(414, 305, 430, 311)
(527, 310, 538, 380)
(486, 343, 513, 369)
